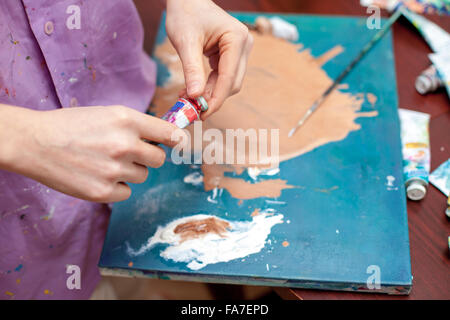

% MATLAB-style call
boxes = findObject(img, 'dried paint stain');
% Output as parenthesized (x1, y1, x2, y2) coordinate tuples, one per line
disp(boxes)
(126, 210, 283, 270)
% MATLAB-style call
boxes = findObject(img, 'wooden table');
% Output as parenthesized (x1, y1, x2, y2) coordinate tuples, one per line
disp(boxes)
(134, 0, 450, 300)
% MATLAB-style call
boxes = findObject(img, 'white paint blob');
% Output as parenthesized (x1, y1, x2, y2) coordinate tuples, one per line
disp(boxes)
(126, 211, 284, 270)
(247, 167, 280, 181)
(183, 172, 203, 186)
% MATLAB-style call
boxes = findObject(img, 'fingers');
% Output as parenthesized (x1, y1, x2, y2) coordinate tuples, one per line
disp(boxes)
(175, 36, 206, 98)
(134, 112, 186, 148)
(233, 34, 253, 94)
(108, 182, 132, 202)
(133, 140, 169, 169)
(118, 162, 149, 184)
(205, 35, 242, 115)
(202, 30, 253, 119)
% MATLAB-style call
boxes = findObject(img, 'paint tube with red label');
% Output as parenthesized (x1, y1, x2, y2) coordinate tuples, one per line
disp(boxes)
(146, 96, 208, 146)
(161, 96, 208, 129)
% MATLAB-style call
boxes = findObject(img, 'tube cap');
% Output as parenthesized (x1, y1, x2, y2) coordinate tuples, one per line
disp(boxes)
(406, 182, 427, 201)
(195, 96, 209, 112)
(415, 75, 431, 95)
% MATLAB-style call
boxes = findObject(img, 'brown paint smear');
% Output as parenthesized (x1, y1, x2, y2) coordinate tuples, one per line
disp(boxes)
(151, 32, 377, 199)
(366, 93, 377, 106)
(202, 163, 295, 199)
(174, 217, 230, 243)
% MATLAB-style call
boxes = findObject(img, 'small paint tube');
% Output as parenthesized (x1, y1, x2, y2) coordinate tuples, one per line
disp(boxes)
(254, 16, 299, 42)
(429, 51, 450, 99)
(415, 65, 443, 95)
(161, 96, 208, 129)
(446, 195, 450, 219)
(398, 109, 431, 201)
(398, 6, 450, 53)
(146, 96, 207, 146)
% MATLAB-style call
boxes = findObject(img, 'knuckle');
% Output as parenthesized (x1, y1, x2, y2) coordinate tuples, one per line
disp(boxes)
(111, 105, 132, 126)
(183, 63, 201, 77)
(88, 182, 113, 202)
(105, 162, 123, 180)
(247, 33, 254, 48)
(109, 141, 131, 158)
(235, 24, 249, 42)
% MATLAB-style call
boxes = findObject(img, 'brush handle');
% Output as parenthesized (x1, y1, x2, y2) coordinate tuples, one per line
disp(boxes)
(289, 9, 403, 137)
(327, 9, 402, 93)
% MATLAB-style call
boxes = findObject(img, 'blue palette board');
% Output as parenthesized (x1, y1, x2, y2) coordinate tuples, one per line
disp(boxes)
(99, 13, 412, 294)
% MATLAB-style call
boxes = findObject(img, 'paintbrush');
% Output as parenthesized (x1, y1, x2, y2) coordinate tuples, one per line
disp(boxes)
(288, 9, 403, 138)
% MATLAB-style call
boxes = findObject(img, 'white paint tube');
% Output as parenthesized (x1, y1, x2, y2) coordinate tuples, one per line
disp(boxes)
(255, 16, 299, 42)
(398, 109, 431, 201)
(415, 65, 444, 95)
(429, 51, 450, 99)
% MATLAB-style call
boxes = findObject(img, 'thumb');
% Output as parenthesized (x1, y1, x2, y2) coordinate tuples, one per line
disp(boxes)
(177, 40, 206, 98)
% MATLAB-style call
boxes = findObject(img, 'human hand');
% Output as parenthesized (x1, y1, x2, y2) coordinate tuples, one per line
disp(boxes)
(5, 105, 183, 202)
(166, 0, 253, 119)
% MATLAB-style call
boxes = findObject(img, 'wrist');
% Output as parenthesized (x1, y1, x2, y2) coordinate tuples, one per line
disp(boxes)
(0, 105, 39, 173)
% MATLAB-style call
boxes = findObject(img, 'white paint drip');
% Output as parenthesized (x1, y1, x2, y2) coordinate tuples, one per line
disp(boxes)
(247, 167, 280, 181)
(207, 187, 219, 204)
(385, 175, 399, 191)
(183, 172, 203, 186)
(125, 211, 284, 270)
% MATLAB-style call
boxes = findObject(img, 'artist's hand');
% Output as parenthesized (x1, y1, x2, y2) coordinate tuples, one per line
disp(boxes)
(166, 0, 253, 119)
(0, 105, 183, 202)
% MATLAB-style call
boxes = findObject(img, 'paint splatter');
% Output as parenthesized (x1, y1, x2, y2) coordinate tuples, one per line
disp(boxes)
(88, 66, 96, 81)
(44, 289, 53, 295)
(313, 185, 339, 194)
(126, 210, 284, 270)
(14, 264, 23, 272)
(5, 291, 14, 297)
(183, 172, 203, 186)
(282, 241, 289, 247)
(40, 206, 55, 221)
(366, 93, 377, 106)
(9, 33, 19, 45)
(251, 208, 260, 217)
(128, 261, 133, 267)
